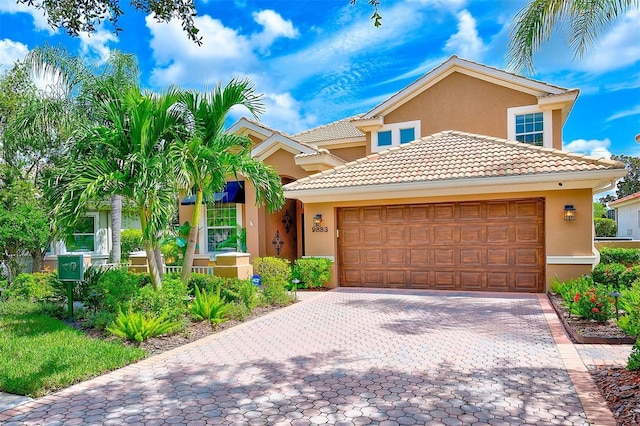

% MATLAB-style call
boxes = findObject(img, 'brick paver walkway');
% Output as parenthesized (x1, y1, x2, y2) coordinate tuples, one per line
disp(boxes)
(0, 289, 603, 425)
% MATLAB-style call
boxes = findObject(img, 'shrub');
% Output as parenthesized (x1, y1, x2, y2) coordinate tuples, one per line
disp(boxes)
(107, 307, 182, 343)
(599, 247, 640, 266)
(620, 265, 640, 288)
(253, 257, 293, 306)
(591, 263, 627, 288)
(226, 302, 251, 321)
(291, 257, 332, 289)
(571, 286, 615, 322)
(93, 269, 148, 313)
(4, 272, 56, 302)
(189, 286, 231, 328)
(557, 275, 593, 305)
(617, 282, 640, 336)
(217, 278, 257, 308)
(187, 273, 225, 296)
(594, 218, 617, 237)
(628, 341, 640, 371)
(131, 276, 189, 323)
(120, 229, 144, 260)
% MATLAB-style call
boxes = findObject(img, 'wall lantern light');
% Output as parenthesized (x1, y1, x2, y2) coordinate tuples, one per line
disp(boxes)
(563, 205, 576, 221)
(313, 214, 323, 226)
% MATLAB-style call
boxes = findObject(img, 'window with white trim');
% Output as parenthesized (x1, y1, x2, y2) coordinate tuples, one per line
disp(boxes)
(65, 215, 97, 252)
(206, 203, 238, 252)
(515, 112, 544, 146)
(507, 106, 552, 148)
(372, 120, 421, 152)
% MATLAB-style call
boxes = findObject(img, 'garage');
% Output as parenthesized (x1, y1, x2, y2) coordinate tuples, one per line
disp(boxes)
(337, 198, 545, 292)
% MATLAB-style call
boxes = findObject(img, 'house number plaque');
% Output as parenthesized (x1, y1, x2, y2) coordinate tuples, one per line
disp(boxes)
(312, 225, 329, 233)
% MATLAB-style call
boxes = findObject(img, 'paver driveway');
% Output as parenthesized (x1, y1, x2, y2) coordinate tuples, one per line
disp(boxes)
(2, 289, 590, 425)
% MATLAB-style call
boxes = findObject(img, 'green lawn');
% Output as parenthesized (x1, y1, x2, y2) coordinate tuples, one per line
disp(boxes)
(0, 301, 146, 397)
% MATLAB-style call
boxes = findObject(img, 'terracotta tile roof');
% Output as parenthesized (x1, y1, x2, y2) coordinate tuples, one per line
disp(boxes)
(284, 131, 625, 191)
(609, 191, 640, 206)
(293, 116, 365, 143)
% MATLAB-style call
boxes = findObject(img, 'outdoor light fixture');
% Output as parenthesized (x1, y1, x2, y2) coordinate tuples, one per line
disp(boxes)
(291, 278, 300, 299)
(563, 205, 576, 221)
(610, 290, 622, 320)
(313, 214, 323, 226)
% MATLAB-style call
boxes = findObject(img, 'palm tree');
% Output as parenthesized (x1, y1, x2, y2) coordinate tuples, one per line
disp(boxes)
(507, 0, 638, 74)
(53, 85, 187, 289)
(172, 80, 285, 282)
(26, 46, 140, 264)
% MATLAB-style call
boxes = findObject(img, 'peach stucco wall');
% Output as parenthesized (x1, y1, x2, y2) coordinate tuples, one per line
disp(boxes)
(385, 72, 538, 139)
(329, 146, 367, 162)
(302, 188, 594, 291)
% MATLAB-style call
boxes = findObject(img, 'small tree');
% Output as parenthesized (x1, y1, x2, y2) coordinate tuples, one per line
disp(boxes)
(0, 179, 50, 281)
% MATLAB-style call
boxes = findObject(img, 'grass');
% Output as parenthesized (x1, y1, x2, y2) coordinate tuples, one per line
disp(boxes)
(0, 301, 146, 397)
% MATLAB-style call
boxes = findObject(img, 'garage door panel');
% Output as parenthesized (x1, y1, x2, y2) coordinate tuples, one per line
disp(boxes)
(386, 249, 406, 264)
(435, 204, 455, 221)
(365, 249, 383, 264)
(363, 207, 383, 222)
(460, 203, 482, 220)
(460, 272, 483, 289)
(340, 208, 361, 224)
(337, 198, 544, 292)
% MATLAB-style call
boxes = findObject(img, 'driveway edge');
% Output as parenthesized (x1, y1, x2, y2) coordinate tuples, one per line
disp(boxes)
(537, 293, 616, 426)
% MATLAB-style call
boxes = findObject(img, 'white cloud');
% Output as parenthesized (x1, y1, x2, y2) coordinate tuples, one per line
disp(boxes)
(78, 24, 118, 65)
(0, 38, 29, 73)
(444, 9, 487, 60)
(0, 0, 53, 33)
(564, 138, 612, 159)
(575, 10, 640, 73)
(250, 10, 299, 53)
(607, 104, 640, 122)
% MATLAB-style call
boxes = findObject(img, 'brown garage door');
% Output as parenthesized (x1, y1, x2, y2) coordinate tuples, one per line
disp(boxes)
(337, 198, 544, 292)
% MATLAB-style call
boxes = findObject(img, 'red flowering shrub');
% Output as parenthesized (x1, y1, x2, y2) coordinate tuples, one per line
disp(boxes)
(570, 286, 614, 322)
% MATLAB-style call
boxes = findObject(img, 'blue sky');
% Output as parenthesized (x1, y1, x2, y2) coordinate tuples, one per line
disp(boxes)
(0, 0, 639, 158)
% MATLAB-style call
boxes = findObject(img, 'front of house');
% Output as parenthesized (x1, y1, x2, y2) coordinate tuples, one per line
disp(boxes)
(181, 55, 625, 292)
(40, 56, 627, 291)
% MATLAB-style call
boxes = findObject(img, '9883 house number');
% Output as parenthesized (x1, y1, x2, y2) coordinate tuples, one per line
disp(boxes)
(312, 225, 329, 232)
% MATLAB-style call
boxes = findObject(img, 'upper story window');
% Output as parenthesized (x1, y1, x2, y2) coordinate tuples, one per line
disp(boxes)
(206, 203, 238, 253)
(515, 112, 543, 146)
(65, 214, 97, 252)
(507, 106, 552, 148)
(372, 120, 421, 152)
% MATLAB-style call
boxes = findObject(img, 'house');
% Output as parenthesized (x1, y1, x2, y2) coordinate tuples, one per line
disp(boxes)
(608, 192, 640, 239)
(181, 55, 627, 292)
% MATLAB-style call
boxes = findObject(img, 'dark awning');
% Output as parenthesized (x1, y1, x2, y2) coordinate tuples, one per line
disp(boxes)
(181, 181, 245, 205)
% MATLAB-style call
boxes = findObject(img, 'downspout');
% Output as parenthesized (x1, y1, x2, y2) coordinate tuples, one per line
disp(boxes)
(591, 178, 617, 270)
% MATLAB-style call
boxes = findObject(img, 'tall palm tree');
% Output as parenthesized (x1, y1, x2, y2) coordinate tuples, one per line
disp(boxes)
(172, 80, 285, 282)
(507, 0, 638, 74)
(53, 85, 187, 289)
(26, 47, 140, 264)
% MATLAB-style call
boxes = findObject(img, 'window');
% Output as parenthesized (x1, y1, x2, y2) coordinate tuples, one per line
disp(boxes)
(515, 112, 544, 146)
(206, 203, 237, 252)
(400, 128, 415, 144)
(65, 216, 96, 252)
(378, 130, 392, 146)
(372, 120, 421, 152)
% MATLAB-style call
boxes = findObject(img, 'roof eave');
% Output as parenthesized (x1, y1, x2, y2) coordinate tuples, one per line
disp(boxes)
(284, 169, 627, 204)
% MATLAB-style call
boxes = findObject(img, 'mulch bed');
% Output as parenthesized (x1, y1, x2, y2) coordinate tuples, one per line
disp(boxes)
(548, 293, 639, 426)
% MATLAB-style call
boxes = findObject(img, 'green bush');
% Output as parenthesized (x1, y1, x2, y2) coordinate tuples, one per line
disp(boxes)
(106, 307, 182, 343)
(93, 269, 148, 313)
(226, 302, 251, 321)
(557, 275, 593, 305)
(620, 265, 640, 288)
(594, 218, 617, 237)
(599, 247, 640, 266)
(628, 341, 640, 371)
(4, 272, 56, 302)
(591, 263, 627, 288)
(253, 257, 294, 306)
(187, 273, 225, 295)
(571, 285, 615, 322)
(189, 286, 231, 328)
(617, 282, 640, 336)
(291, 257, 332, 289)
(120, 229, 144, 260)
(131, 276, 189, 323)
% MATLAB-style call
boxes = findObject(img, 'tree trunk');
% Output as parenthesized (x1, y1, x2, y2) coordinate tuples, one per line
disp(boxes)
(110, 195, 122, 263)
(31, 249, 45, 272)
(145, 245, 163, 290)
(181, 188, 203, 282)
